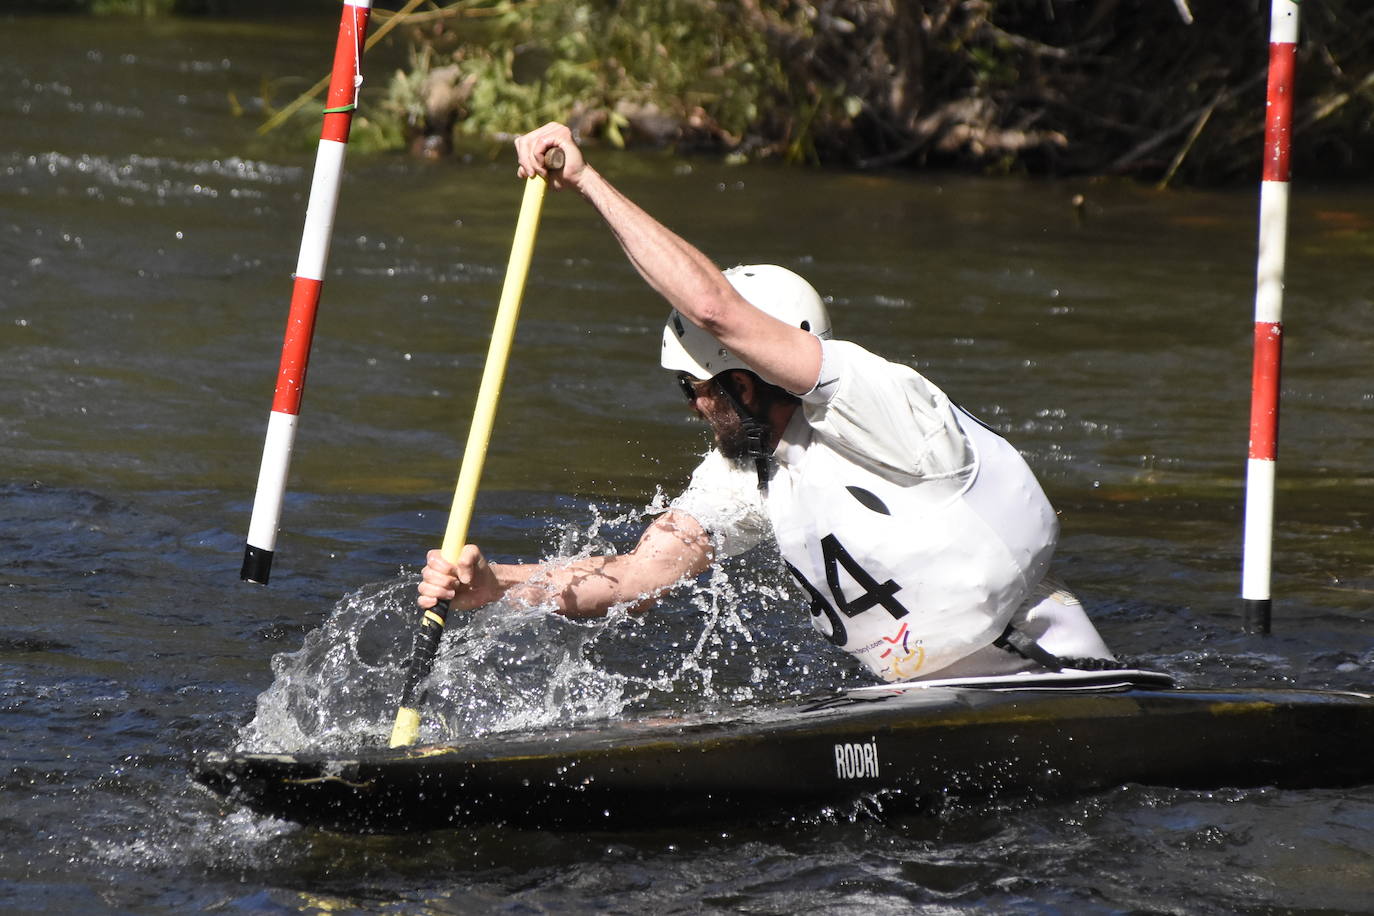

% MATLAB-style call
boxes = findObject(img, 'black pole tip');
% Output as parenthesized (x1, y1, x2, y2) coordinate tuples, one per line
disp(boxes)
(1242, 598, 1272, 635)
(241, 545, 274, 584)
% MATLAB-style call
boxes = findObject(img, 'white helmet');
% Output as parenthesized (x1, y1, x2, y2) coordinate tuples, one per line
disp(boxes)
(660, 264, 833, 380)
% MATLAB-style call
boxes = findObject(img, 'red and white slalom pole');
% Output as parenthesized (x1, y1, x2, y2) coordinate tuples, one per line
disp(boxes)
(1242, 0, 1300, 633)
(242, 0, 373, 584)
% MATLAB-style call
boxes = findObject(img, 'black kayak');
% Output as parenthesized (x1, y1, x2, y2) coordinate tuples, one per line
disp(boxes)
(195, 670, 1374, 833)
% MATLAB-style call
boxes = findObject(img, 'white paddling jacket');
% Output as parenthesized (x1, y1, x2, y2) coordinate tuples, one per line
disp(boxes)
(672, 338, 1075, 681)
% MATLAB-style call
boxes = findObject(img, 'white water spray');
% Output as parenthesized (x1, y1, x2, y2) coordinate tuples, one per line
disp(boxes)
(237, 501, 852, 753)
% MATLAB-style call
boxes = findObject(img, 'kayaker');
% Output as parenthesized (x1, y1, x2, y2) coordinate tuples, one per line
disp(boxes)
(417, 121, 1115, 681)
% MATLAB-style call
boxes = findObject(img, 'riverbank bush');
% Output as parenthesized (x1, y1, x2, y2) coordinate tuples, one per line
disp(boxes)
(357, 0, 1372, 185)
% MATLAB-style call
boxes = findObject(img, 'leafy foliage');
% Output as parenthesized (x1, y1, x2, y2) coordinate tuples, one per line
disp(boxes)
(376, 1, 785, 156)
(369, 0, 1374, 183)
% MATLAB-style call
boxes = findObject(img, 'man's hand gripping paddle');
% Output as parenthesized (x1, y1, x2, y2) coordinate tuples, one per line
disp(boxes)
(389, 148, 564, 748)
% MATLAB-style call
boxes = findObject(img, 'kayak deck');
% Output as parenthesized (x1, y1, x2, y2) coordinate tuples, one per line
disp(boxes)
(196, 672, 1374, 833)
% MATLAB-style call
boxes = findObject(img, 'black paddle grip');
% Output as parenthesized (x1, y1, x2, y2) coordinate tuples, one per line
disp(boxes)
(398, 598, 449, 708)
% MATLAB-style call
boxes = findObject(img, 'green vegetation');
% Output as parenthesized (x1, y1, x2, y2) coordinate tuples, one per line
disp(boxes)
(372, 0, 788, 161)
(363, 0, 1374, 185)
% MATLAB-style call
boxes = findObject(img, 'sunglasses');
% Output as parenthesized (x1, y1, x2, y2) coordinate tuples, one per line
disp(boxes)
(677, 374, 715, 403)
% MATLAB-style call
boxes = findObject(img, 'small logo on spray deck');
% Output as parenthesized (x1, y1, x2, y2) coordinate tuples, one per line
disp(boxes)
(834, 738, 880, 779)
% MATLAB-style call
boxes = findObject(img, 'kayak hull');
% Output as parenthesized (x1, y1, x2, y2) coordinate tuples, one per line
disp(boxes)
(196, 675, 1374, 833)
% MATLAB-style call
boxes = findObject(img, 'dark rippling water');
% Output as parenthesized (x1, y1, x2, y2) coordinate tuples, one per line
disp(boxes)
(3, 11, 1373, 915)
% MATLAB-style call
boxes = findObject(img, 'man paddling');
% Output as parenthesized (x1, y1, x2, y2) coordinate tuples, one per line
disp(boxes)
(418, 122, 1115, 682)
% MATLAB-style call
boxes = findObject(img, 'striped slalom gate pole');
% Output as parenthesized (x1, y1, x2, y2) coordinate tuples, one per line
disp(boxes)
(1242, 0, 1300, 634)
(242, 0, 373, 585)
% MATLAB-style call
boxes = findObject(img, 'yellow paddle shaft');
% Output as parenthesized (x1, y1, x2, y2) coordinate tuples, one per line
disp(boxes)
(439, 173, 551, 563)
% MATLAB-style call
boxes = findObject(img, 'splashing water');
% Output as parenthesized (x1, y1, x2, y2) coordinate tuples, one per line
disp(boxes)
(236, 502, 853, 754)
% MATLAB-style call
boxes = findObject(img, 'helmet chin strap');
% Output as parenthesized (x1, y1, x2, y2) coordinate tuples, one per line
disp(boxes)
(714, 375, 772, 492)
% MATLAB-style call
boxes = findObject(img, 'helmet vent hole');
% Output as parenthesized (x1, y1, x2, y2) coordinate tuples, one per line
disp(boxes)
(672, 314, 686, 337)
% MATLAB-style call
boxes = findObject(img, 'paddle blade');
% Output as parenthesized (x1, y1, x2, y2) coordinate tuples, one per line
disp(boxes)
(389, 706, 421, 748)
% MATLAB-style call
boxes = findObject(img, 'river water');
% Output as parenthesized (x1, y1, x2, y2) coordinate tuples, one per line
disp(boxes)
(3, 10, 1373, 915)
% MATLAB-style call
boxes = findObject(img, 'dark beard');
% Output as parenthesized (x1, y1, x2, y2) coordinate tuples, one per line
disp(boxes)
(712, 410, 752, 460)
(697, 370, 792, 463)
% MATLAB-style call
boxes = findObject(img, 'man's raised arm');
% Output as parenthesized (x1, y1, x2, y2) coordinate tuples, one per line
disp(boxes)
(513, 123, 821, 396)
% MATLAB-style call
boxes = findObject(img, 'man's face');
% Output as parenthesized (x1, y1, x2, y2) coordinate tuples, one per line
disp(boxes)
(679, 374, 752, 459)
